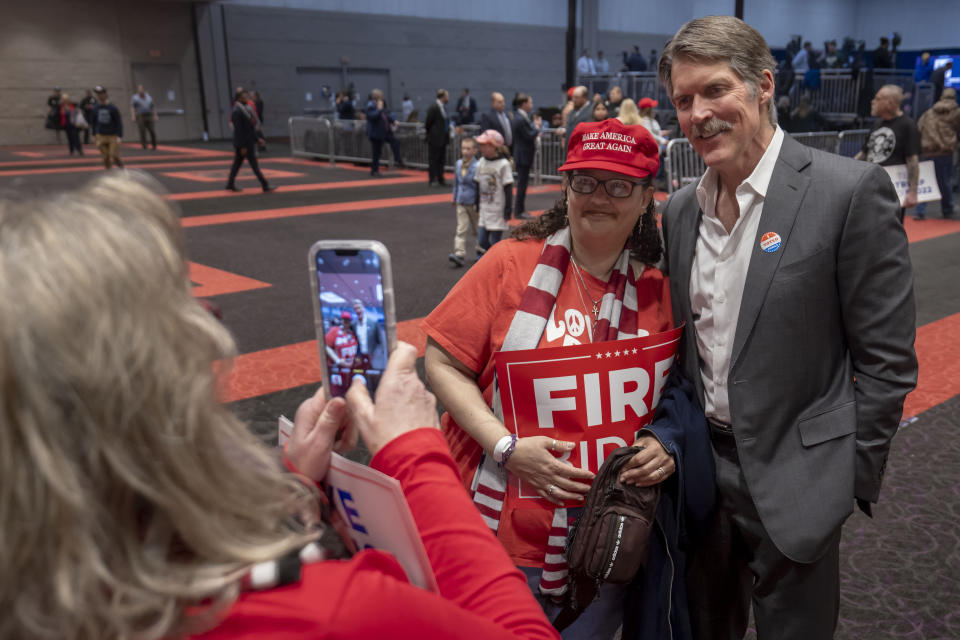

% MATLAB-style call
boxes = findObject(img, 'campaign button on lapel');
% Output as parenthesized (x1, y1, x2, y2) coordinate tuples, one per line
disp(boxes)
(760, 232, 782, 253)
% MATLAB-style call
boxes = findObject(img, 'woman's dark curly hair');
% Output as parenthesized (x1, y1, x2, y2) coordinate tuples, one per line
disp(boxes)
(511, 176, 663, 266)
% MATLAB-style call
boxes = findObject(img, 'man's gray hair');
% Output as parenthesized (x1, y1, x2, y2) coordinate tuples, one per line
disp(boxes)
(658, 15, 778, 126)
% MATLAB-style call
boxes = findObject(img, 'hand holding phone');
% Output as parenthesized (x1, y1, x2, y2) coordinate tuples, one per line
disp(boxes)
(309, 240, 396, 401)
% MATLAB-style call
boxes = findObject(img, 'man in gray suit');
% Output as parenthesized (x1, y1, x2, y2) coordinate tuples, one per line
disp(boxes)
(656, 16, 918, 639)
(352, 298, 387, 371)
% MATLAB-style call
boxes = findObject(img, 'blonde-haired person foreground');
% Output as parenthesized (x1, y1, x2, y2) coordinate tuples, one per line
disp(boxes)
(0, 174, 558, 640)
(616, 98, 642, 125)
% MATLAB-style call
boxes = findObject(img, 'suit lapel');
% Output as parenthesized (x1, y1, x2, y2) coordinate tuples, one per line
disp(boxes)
(671, 190, 705, 403)
(729, 135, 812, 370)
(675, 199, 702, 328)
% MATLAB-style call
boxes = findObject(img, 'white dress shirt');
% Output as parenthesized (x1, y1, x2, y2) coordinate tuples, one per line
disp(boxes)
(690, 126, 784, 423)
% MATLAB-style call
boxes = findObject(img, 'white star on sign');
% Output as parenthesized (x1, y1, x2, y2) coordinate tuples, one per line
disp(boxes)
(596, 353, 603, 359)
(605, 351, 612, 358)
(632, 348, 638, 354)
(614, 350, 621, 357)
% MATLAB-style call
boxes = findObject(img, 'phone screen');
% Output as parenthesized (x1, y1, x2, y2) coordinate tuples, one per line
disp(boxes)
(314, 248, 389, 397)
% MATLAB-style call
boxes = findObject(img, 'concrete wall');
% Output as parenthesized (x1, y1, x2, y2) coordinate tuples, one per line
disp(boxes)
(4, 0, 955, 146)
(220, 0, 568, 27)
(0, 0, 204, 146)
(221, 4, 574, 138)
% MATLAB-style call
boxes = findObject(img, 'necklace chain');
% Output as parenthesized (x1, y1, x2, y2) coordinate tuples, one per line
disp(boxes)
(570, 256, 602, 322)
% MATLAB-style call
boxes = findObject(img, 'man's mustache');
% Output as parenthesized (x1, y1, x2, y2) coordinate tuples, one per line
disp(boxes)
(690, 118, 735, 138)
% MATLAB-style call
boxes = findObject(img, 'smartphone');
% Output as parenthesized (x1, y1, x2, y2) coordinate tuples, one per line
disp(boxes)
(308, 240, 396, 399)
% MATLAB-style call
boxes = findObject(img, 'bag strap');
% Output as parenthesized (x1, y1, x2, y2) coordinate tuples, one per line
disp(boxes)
(552, 574, 599, 632)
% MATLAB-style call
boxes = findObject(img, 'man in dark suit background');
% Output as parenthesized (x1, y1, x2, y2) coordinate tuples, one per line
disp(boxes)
(425, 88, 450, 186)
(652, 16, 917, 640)
(364, 88, 403, 177)
(479, 92, 513, 151)
(455, 87, 477, 125)
(511, 93, 541, 220)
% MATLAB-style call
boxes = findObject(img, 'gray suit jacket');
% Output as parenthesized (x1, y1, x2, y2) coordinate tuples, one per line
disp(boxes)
(355, 315, 387, 370)
(661, 134, 918, 563)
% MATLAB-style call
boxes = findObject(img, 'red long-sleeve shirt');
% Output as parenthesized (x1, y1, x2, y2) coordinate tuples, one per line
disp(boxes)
(190, 428, 559, 640)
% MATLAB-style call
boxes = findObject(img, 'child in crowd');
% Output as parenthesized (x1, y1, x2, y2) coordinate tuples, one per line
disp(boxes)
(449, 137, 480, 268)
(474, 129, 513, 252)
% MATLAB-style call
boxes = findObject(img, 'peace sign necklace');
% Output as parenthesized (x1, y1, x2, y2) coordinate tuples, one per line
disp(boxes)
(570, 256, 602, 322)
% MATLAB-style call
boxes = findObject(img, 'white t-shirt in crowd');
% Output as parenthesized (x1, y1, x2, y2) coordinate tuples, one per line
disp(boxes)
(475, 156, 514, 231)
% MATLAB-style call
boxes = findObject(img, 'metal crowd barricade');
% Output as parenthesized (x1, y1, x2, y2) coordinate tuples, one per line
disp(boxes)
(288, 116, 336, 166)
(331, 119, 374, 165)
(575, 72, 673, 111)
(289, 117, 566, 178)
(836, 129, 870, 157)
(533, 128, 567, 185)
(911, 82, 935, 118)
(665, 138, 707, 194)
(625, 72, 669, 107)
(788, 71, 863, 123)
(792, 131, 841, 154)
(872, 69, 915, 96)
(390, 121, 427, 169)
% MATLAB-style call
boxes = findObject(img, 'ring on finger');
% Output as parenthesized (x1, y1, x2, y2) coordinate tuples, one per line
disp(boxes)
(547, 484, 557, 495)
(551, 439, 557, 451)
(656, 466, 665, 479)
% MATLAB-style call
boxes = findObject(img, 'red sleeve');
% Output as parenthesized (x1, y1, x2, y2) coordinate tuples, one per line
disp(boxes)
(370, 428, 559, 639)
(420, 239, 517, 373)
(324, 326, 337, 347)
(194, 430, 557, 640)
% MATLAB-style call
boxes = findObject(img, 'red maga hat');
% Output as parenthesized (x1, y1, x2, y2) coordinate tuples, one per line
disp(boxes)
(638, 97, 658, 109)
(558, 119, 660, 179)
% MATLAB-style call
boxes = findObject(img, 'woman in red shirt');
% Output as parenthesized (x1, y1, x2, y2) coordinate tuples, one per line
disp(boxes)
(0, 174, 557, 640)
(59, 92, 84, 156)
(423, 119, 677, 637)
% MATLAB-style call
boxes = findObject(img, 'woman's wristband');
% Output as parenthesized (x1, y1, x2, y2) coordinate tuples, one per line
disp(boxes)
(492, 434, 518, 467)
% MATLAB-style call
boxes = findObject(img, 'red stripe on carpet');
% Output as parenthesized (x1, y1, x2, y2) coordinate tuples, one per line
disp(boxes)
(902, 312, 960, 417)
(190, 262, 271, 297)
(902, 216, 960, 243)
(181, 185, 560, 227)
(0, 156, 240, 176)
(168, 175, 426, 201)
(0, 146, 228, 169)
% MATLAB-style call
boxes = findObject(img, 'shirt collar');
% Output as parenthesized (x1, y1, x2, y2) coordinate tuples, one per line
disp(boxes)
(696, 126, 784, 211)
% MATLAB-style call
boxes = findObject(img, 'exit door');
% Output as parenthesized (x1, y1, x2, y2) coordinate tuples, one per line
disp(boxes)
(131, 63, 187, 141)
(296, 68, 341, 116)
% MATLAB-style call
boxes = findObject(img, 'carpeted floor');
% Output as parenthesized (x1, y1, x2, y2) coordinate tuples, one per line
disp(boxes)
(2, 139, 958, 639)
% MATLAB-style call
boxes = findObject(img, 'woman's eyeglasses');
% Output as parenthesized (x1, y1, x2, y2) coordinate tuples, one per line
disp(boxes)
(569, 174, 641, 198)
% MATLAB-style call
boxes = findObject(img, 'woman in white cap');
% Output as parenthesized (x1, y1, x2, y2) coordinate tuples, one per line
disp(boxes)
(637, 97, 668, 150)
(424, 119, 705, 638)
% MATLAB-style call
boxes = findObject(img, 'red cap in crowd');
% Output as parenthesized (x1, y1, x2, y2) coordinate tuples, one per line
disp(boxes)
(558, 119, 660, 179)
(638, 97, 658, 110)
(567, 87, 575, 99)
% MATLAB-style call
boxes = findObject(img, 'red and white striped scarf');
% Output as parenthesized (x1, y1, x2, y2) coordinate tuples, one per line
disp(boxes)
(472, 226, 642, 595)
